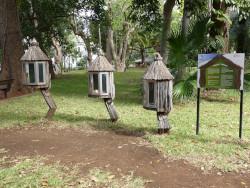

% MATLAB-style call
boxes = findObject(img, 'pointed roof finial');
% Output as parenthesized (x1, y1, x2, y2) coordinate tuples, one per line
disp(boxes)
(30, 38, 39, 46)
(154, 52, 162, 61)
(98, 48, 104, 56)
(142, 52, 174, 80)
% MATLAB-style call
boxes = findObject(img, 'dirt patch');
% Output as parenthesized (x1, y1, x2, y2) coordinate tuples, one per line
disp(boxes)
(0, 127, 249, 187)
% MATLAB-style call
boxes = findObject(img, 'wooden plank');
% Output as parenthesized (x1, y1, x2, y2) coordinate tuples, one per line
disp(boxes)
(142, 81, 147, 107)
(104, 98, 118, 122)
(157, 81, 166, 112)
(40, 89, 57, 119)
(157, 112, 171, 134)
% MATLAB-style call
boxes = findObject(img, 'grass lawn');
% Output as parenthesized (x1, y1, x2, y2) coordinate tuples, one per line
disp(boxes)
(0, 69, 249, 177)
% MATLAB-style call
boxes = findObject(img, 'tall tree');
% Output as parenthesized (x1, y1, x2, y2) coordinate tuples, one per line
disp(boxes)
(0, 0, 29, 96)
(107, 0, 161, 72)
(160, 0, 176, 65)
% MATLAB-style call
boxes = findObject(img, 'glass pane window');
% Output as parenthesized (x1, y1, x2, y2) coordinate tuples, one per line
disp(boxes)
(149, 82, 154, 105)
(29, 63, 35, 83)
(38, 63, 44, 83)
(93, 74, 99, 91)
(102, 74, 107, 93)
(23, 63, 27, 83)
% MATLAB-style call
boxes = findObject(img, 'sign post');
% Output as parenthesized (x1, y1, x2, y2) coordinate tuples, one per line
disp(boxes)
(197, 54, 245, 138)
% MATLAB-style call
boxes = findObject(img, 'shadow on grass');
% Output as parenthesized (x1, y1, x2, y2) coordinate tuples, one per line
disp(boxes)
(201, 97, 239, 104)
(55, 113, 157, 137)
(175, 131, 249, 148)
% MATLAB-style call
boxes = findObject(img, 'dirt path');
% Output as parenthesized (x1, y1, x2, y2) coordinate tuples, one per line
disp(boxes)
(0, 127, 249, 188)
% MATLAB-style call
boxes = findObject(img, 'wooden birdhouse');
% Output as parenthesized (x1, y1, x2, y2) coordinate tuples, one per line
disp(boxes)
(20, 38, 56, 119)
(87, 49, 118, 121)
(21, 39, 50, 89)
(88, 49, 115, 99)
(142, 53, 174, 134)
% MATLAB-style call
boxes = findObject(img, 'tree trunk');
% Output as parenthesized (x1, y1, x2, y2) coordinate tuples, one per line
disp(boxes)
(109, 23, 139, 72)
(210, 0, 231, 53)
(176, 0, 190, 82)
(0, 0, 31, 97)
(160, 0, 175, 65)
(106, 30, 112, 63)
(52, 37, 62, 74)
(86, 42, 92, 67)
(141, 48, 146, 66)
(70, 16, 92, 66)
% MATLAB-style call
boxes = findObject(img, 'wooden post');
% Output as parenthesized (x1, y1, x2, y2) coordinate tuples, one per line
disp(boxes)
(239, 90, 243, 138)
(104, 98, 118, 122)
(157, 112, 171, 134)
(40, 88, 57, 119)
(196, 88, 200, 135)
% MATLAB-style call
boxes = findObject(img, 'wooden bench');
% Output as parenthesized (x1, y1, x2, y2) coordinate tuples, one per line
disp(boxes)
(0, 79, 14, 98)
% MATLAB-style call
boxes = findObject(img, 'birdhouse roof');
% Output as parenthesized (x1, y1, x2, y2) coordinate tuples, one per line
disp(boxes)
(87, 49, 114, 72)
(142, 53, 174, 80)
(199, 54, 242, 69)
(21, 39, 50, 61)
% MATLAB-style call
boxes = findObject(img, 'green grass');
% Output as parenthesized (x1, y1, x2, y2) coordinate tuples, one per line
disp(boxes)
(0, 69, 249, 173)
(0, 155, 147, 187)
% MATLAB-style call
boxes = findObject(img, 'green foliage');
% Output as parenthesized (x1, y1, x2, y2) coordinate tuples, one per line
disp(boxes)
(172, 69, 198, 100)
(77, 56, 88, 68)
(167, 16, 210, 68)
(130, 0, 162, 31)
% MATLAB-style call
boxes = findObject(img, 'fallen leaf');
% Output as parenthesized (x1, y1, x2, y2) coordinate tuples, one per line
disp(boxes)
(131, 142, 136, 145)
(152, 172, 157, 174)
(31, 140, 39, 142)
(50, 147, 54, 149)
(157, 160, 161, 163)
(41, 181, 48, 186)
(90, 175, 99, 183)
(118, 146, 123, 149)
(241, 182, 246, 185)
(64, 182, 74, 186)
(107, 175, 115, 179)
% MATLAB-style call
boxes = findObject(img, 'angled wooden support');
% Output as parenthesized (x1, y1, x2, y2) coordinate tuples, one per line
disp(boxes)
(157, 112, 171, 134)
(40, 88, 57, 119)
(104, 98, 118, 122)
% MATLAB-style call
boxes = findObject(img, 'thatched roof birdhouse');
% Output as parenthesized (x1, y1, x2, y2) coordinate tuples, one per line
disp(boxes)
(21, 39, 50, 89)
(20, 38, 56, 119)
(87, 49, 118, 121)
(142, 53, 174, 112)
(88, 49, 115, 99)
(142, 53, 174, 134)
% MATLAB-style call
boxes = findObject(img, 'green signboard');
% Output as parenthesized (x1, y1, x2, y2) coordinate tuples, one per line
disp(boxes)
(205, 60, 235, 89)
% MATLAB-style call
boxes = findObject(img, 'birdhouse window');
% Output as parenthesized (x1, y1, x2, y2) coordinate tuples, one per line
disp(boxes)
(89, 72, 110, 96)
(149, 82, 154, 105)
(102, 74, 107, 93)
(22, 61, 47, 86)
(93, 73, 99, 92)
(29, 63, 35, 83)
(39, 63, 44, 83)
